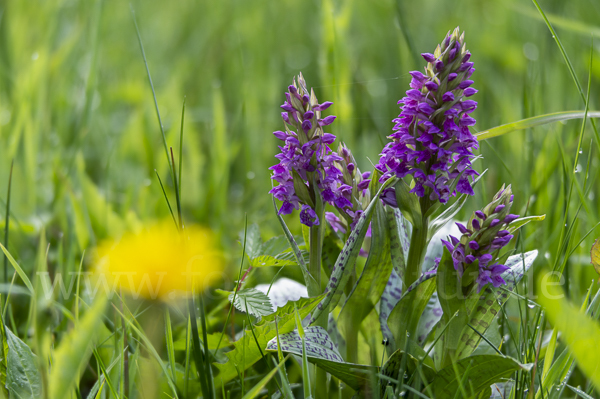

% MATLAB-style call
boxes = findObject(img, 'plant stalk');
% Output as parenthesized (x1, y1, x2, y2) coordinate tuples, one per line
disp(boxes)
(308, 188, 328, 397)
(405, 215, 429, 288)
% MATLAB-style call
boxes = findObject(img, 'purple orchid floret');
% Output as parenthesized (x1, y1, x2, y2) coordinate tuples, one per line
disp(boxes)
(376, 27, 479, 205)
(270, 73, 354, 226)
(300, 205, 319, 227)
(442, 185, 520, 292)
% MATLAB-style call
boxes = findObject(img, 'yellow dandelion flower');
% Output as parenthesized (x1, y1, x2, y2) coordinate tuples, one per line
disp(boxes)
(95, 221, 224, 301)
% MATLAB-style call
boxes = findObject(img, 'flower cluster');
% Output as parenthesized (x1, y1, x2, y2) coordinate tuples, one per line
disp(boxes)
(376, 27, 479, 204)
(270, 74, 353, 227)
(441, 185, 519, 291)
(324, 143, 372, 233)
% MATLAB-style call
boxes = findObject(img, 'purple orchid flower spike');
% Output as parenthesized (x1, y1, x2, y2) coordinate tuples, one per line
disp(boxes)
(270, 73, 355, 226)
(376, 27, 479, 206)
(441, 185, 520, 291)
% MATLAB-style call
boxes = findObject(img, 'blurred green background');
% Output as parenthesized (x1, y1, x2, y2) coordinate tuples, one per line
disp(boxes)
(0, 0, 598, 298)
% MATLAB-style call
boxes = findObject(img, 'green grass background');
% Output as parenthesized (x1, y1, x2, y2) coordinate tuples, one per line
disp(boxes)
(0, 0, 598, 310)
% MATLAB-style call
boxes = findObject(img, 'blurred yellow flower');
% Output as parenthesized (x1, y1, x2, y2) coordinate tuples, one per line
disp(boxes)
(95, 221, 224, 300)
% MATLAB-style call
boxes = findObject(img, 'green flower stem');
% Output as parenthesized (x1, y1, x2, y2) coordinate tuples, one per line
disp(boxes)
(309, 196, 329, 397)
(405, 215, 429, 288)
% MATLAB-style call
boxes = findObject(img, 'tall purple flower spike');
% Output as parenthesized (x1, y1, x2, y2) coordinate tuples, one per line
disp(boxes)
(440, 185, 519, 291)
(270, 73, 352, 227)
(376, 27, 479, 204)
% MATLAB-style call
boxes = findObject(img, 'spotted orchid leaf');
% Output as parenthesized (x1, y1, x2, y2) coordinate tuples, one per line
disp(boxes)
(309, 178, 395, 324)
(338, 199, 393, 339)
(266, 326, 342, 362)
(387, 270, 437, 350)
(379, 269, 403, 347)
(455, 250, 538, 358)
(267, 326, 376, 392)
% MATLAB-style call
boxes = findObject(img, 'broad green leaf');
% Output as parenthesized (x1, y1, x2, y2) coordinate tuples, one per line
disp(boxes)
(387, 270, 437, 350)
(5, 329, 41, 399)
(455, 250, 538, 359)
(228, 288, 273, 318)
(476, 111, 600, 140)
(431, 355, 531, 398)
(49, 295, 108, 399)
(309, 178, 395, 323)
(591, 239, 600, 278)
(249, 254, 297, 267)
(240, 223, 262, 259)
(537, 271, 600, 390)
(338, 199, 392, 339)
(394, 179, 421, 229)
(259, 236, 291, 256)
(214, 294, 324, 388)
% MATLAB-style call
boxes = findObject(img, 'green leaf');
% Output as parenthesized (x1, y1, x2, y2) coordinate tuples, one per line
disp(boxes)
(266, 326, 376, 392)
(379, 269, 403, 346)
(5, 329, 41, 399)
(455, 250, 538, 359)
(537, 271, 600, 390)
(416, 292, 442, 344)
(0, 242, 34, 294)
(476, 111, 600, 140)
(431, 355, 531, 398)
(388, 207, 410, 281)
(309, 178, 395, 323)
(259, 236, 291, 257)
(240, 223, 262, 259)
(387, 270, 437, 349)
(394, 179, 421, 229)
(228, 288, 274, 318)
(249, 254, 297, 268)
(292, 169, 314, 208)
(266, 326, 343, 362)
(49, 295, 108, 399)
(506, 215, 546, 233)
(338, 199, 393, 338)
(214, 294, 324, 388)
(313, 359, 377, 392)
